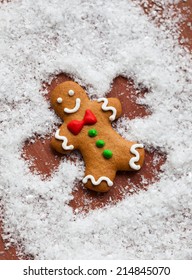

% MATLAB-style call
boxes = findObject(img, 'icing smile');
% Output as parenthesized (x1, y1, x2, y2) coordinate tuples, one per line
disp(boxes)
(64, 98, 81, 113)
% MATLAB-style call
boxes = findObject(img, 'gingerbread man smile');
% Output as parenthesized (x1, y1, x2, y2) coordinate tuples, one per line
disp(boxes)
(64, 98, 81, 113)
(56, 89, 81, 113)
(50, 81, 145, 192)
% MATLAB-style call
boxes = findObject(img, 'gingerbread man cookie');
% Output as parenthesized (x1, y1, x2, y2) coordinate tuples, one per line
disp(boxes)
(50, 81, 145, 192)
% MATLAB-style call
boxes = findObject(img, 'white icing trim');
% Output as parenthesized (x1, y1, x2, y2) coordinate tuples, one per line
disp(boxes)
(64, 98, 81, 113)
(82, 175, 113, 187)
(97, 97, 117, 121)
(55, 129, 74, 150)
(68, 89, 74, 96)
(57, 97, 63, 103)
(129, 143, 144, 170)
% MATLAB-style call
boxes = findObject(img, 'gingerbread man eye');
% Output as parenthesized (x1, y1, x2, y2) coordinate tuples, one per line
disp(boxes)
(57, 97, 63, 104)
(68, 89, 75, 96)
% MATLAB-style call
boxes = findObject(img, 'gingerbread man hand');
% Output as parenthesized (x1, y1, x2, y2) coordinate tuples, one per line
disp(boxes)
(50, 81, 144, 192)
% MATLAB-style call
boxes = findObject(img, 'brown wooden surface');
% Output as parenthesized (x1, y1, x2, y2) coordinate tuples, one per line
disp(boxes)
(0, 230, 18, 260)
(0, 0, 191, 259)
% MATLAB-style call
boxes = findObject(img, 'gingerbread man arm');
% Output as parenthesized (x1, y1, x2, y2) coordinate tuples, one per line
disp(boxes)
(97, 97, 122, 121)
(51, 123, 77, 154)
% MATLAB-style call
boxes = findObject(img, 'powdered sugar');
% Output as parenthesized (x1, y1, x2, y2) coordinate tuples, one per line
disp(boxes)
(0, 0, 192, 259)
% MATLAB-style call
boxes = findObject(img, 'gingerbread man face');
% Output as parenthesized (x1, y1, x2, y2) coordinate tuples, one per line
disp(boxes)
(50, 81, 145, 192)
(50, 81, 89, 121)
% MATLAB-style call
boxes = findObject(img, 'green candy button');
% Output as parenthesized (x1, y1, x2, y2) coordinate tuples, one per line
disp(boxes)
(96, 140, 105, 148)
(103, 149, 113, 159)
(88, 128, 98, 137)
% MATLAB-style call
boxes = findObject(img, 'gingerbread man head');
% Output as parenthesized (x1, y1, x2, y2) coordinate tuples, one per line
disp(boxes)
(50, 81, 90, 121)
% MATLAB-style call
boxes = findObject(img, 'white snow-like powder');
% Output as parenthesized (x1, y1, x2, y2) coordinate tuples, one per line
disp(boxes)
(0, 0, 192, 259)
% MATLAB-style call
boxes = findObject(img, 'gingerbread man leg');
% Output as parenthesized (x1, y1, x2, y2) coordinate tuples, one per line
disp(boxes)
(82, 161, 116, 192)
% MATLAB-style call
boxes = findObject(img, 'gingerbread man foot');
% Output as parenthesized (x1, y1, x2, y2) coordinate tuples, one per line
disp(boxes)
(50, 81, 145, 192)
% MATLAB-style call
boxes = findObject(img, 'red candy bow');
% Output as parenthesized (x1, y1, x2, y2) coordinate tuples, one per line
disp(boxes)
(67, 109, 97, 135)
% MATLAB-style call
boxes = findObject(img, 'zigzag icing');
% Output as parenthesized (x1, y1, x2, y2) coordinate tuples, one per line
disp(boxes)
(55, 129, 74, 150)
(129, 143, 144, 170)
(82, 175, 113, 186)
(97, 98, 117, 121)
